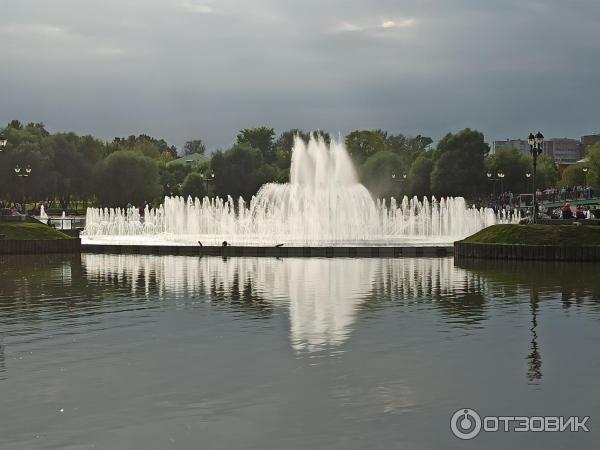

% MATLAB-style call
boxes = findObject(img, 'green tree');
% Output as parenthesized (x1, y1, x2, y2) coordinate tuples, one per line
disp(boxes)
(181, 172, 207, 199)
(408, 154, 434, 198)
(536, 156, 560, 188)
(184, 139, 206, 156)
(586, 142, 600, 187)
(236, 127, 276, 162)
(560, 164, 586, 187)
(485, 147, 530, 194)
(94, 151, 162, 207)
(361, 151, 406, 198)
(430, 129, 488, 198)
(345, 130, 388, 164)
(211, 143, 267, 200)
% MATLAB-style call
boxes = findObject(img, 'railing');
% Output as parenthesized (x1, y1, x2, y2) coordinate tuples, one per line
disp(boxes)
(43, 216, 86, 230)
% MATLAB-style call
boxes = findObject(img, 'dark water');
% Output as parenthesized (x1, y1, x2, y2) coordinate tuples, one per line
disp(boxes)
(1, 254, 599, 449)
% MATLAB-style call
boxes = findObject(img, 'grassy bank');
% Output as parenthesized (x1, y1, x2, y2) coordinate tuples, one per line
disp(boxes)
(463, 224, 600, 246)
(0, 222, 72, 240)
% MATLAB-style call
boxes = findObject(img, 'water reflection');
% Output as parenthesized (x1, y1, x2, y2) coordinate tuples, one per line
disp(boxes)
(455, 258, 600, 385)
(81, 255, 490, 352)
(3, 254, 600, 361)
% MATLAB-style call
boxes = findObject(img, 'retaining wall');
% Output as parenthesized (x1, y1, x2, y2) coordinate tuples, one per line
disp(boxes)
(454, 241, 600, 261)
(0, 239, 81, 255)
(82, 244, 453, 258)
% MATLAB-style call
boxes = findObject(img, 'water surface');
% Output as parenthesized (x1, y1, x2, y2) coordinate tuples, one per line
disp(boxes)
(1, 254, 598, 449)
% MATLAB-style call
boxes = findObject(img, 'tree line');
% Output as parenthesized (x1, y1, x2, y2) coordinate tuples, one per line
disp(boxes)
(1, 119, 598, 210)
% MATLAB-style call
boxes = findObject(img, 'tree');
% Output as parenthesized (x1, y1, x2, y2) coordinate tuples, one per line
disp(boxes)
(211, 143, 267, 200)
(361, 151, 407, 198)
(94, 151, 162, 207)
(560, 164, 586, 187)
(485, 147, 530, 194)
(181, 172, 207, 199)
(236, 127, 276, 162)
(112, 134, 177, 159)
(408, 154, 434, 198)
(536, 156, 560, 189)
(345, 130, 387, 164)
(586, 142, 600, 187)
(430, 129, 488, 198)
(184, 139, 206, 156)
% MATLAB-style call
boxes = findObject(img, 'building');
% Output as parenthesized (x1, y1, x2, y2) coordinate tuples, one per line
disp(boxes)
(581, 134, 600, 151)
(166, 152, 209, 168)
(492, 139, 530, 155)
(543, 138, 584, 164)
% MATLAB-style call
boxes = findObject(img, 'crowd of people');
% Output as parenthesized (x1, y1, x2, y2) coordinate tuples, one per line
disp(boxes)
(0, 201, 26, 217)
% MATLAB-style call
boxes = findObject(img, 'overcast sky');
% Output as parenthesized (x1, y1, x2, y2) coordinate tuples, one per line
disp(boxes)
(1, 0, 599, 151)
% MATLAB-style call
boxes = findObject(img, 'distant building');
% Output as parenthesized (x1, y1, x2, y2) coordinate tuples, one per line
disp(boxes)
(167, 152, 209, 167)
(543, 138, 584, 164)
(581, 134, 600, 151)
(492, 139, 530, 155)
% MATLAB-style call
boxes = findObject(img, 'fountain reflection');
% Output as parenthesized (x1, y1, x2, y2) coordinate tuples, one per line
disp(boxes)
(81, 255, 488, 352)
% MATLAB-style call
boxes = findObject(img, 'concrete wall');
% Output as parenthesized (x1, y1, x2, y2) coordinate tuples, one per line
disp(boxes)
(0, 239, 81, 255)
(455, 241, 600, 261)
(82, 244, 453, 258)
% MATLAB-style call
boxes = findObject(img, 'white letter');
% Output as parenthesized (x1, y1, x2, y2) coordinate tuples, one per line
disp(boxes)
(545, 417, 559, 431)
(514, 417, 529, 432)
(484, 417, 499, 432)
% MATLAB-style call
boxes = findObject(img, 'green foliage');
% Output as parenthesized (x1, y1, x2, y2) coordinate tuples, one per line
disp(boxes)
(236, 127, 276, 162)
(463, 224, 600, 246)
(159, 163, 192, 196)
(536, 156, 560, 188)
(560, 164, 586, 187)
(361, 151, 406, 198)
(184, 139, 206, 156)
(408, 154, 434, 198)
(212, 143, 268, 200)
(586, 142, 600, 187)
(94, 151, 162, 207)
(0, 222, 72, 240)
(345, 130, 387, 164)
(485, 147, 530, 193)
(430, 129, 488, 198)
(112, 134, 177, 159)
(181, 172, 207, 199)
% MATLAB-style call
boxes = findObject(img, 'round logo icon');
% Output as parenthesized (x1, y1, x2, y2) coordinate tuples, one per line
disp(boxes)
(450, 408, 482, 440)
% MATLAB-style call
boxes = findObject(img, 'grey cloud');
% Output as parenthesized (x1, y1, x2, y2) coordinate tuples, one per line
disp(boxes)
(0, 0, 599, 151)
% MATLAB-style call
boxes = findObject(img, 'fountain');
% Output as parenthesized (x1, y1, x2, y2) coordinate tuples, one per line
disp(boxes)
(82, 136, 507, 246)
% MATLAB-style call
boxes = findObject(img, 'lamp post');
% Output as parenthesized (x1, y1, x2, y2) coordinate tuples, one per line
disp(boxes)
(14, 164, 32, 214)
(486, 172, 500, 198)
(527, 132, 544, 223)
(497, 171, 505, 195)
(583, 167, 589, 198)
(202, 171, 215, 193)
(391, 173, 407, 197)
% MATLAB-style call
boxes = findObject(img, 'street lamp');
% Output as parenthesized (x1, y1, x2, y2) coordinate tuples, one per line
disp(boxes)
(486, 172, 495, 197)
(528, 131, 544, 223)
(14, 164, 32, 213)
(497, 171, 505, 194)
(201, 171, 215, 192)
(583, 167, 590, 198)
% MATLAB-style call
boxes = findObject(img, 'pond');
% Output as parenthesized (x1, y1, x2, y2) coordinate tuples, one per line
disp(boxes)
(1, 254, 598, 449)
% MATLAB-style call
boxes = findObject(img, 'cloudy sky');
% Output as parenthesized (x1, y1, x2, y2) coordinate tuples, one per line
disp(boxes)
(1, 0, 599, 150)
